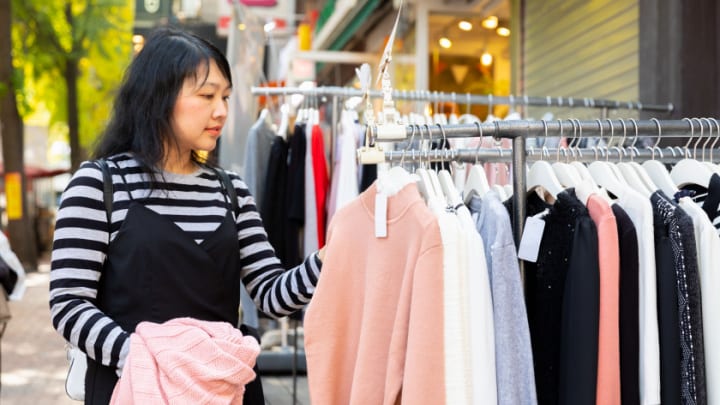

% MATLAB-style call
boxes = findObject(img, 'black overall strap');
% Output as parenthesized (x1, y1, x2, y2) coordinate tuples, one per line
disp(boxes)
(94, 159, 113, 231)
(210, 166, 239, 220)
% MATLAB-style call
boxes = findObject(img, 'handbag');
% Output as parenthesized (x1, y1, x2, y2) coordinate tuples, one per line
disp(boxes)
(65, 345, 87, 401)
(63, 159, 114, 401)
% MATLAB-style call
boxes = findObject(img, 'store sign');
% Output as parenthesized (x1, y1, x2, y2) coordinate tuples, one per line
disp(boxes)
(240, 0, 277, 6)
(5, 172, 23, 220)
(135, 0, 172, 26)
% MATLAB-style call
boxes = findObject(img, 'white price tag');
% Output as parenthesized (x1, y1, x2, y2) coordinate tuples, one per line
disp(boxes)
(375, 193, 388, 238)
(517, 214, 546, 263)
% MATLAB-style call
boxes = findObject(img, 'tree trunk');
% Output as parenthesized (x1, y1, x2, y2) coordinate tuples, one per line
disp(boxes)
(0, 0, 39, 270)
(66, 1, 84, 172)
(66, 57, 83, 172)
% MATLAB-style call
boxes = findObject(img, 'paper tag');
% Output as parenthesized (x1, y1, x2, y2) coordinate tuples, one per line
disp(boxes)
(517, 214, 546, 262)
(375, 193, 388, 238)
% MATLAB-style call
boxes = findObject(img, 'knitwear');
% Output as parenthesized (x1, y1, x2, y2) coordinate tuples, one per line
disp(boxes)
(110, 317, 260, 405)
(304, 181, 445, 405)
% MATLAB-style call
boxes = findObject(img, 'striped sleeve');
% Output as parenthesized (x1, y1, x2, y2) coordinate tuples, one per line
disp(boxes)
(229, 173, 322, 318)
(48, 161, 130, 371)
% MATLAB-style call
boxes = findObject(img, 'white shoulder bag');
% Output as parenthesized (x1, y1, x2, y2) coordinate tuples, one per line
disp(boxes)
(65, 345, 87, 401)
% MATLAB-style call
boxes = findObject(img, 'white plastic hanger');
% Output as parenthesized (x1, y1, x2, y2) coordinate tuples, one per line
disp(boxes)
(463, 122, 491, 203)
(587, 119, 628, 198)
(620, 119, 659, 193)
(641, 118, 678, 196)
(563, 119, 598, 188)
(550, 120, 583, 187)
(670, 117, 713, 188)
(605, 119, 653, 197)
(526, 121, 564, 199)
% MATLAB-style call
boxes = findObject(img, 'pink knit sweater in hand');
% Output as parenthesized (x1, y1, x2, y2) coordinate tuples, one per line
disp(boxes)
(110, 317, 260, 405)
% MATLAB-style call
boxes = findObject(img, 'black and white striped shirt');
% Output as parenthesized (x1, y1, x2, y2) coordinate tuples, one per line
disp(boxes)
(49, 154, 321, 371)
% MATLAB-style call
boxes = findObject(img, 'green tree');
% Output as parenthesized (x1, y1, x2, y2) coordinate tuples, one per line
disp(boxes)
(2, 0, 133, 267)
(1, 0, 37, 269)
(12, 0, 134, 172)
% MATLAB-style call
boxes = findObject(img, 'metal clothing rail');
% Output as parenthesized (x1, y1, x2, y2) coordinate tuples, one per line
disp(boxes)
(250, 86, 674, 113)
(371, 117, 718, 281)
(384, 147, 698, 165)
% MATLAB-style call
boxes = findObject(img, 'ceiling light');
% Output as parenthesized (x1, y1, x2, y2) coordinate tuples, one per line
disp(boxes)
(497, 26, 511, 37)
(263, 21, 276, 32)
(458, 20, 473, 31)
(237, 23, 246, 31)
(481, 16, 498, 29)
(439, 36, 452, 49)
(481, 51, 493, 66)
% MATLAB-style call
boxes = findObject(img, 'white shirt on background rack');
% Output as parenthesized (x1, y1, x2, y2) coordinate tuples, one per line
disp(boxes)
(615, 189, 661, 405)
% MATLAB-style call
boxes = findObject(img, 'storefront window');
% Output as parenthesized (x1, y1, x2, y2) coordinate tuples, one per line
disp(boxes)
(426, 10, 511, 119)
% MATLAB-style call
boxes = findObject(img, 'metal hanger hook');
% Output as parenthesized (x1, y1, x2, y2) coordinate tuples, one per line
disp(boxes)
(650, 117, 663, 160)
(681, 117, 695, 158)
(473, 121, 484, 164)
(700, 118, 713, 161)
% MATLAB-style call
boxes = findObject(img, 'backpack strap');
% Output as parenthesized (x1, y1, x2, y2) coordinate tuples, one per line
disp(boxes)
(212, 167, 240, 220)
(94, 159, 113, 226)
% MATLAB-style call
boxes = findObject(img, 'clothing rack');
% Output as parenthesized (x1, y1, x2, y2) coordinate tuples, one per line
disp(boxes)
(250, 86, 674, 114)
(369, 118, 717, 281)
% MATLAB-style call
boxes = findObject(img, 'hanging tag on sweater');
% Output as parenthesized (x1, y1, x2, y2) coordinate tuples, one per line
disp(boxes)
(517, 211, 547, 262)
(375, 193, 388, 238)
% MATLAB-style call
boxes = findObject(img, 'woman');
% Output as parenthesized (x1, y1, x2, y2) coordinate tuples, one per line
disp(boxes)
(49, 28, 324, 404)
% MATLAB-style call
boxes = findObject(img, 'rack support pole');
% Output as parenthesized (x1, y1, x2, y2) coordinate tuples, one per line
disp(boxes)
(512, 133, 527, 286)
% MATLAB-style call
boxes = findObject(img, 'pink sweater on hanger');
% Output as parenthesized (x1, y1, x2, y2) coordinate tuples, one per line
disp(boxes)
(586, 194, 621, 405)
(304, 182, 446, 405)
(110, 317, 260, 405)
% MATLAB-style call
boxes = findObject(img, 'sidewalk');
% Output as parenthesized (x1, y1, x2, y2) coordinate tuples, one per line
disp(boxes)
(0, 259, 309, 404)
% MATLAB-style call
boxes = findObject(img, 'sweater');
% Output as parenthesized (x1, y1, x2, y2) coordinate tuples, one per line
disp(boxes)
(304, 181, 446, 405)
(110, 317, 260, 404)
(587, 194, 622, 405)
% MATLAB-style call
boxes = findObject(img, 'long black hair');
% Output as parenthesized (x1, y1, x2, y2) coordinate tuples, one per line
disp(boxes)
(94, 27, 231, 177)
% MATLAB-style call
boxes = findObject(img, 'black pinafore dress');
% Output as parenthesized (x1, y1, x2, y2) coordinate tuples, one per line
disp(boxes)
(84, 170, 264, 404)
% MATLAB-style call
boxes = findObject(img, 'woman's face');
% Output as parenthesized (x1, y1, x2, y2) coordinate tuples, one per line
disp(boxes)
(169, 60, 231, 156)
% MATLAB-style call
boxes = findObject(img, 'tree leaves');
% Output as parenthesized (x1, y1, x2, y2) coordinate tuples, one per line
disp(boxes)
(11, 0, 133, 164)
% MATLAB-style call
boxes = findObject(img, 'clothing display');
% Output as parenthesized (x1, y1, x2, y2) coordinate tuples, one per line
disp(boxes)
(245, 88, 718, 405)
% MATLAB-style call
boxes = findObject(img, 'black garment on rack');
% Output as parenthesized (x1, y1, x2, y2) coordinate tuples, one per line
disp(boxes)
(558, 202, 599, 405)
(679, 173, 720, 235)
(653, 203, 681, 405)
(359, 163, 377, 193)
(260, 136, 290, 267)
(430, 139, 451, 172)
(612, 204, 640, 405)
(285, 124, 306, 268)
(507, 189, 596, 405)
(652, 191, 706, 405)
